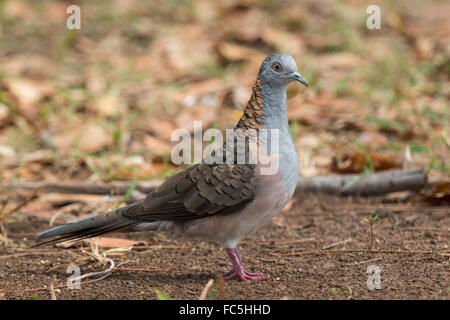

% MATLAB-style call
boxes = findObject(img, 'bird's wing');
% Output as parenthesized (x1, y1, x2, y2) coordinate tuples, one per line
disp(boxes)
(119, 163, 257, 221)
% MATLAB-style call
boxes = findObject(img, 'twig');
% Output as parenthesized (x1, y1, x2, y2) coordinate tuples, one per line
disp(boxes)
(199, 279, 214, 300)
(346, 257, 383, 266)
(273, 249, 448, 257)
(296, 168, 426, 195)
(0, 187, 40, 221)
(344, 285, 353, 300)
(3, 181, 162, 195)
(403, 228, 449, 233)
(217, 276, 226, 300)
(0, 251, 67, 259)
(49, 283, 56, 300)
(69, 259, 115, 284)
(3, 168, 427, 197)
(322, 238, 352, 249)
(114, 267, 164, 272)
(0, 197, 10, 215)
(241, 237, 317, 245)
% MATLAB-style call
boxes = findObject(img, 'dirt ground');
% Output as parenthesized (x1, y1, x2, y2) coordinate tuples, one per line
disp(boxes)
(0, 192, 448, 300)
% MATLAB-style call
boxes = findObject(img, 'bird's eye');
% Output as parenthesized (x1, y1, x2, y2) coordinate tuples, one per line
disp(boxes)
(272, 62, 282, 72)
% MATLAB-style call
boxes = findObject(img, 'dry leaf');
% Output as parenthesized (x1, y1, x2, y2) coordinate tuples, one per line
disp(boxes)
(55, 237, 148, 249)
(90, 237, 147, 248)
(3, 0, 33, 19)
(113, 155, 168, 179)
(424, 181, 450, 206)
(143, 135, 173, 156)
(0, 103, 10, 124)
(40, 194, 106, 207)
(77, 123, 113, 153)
(215, 42, 263, 62)
(4, 79, 55, 117)
(331, 151, 402, 174)
(147, 119, 175, 140)
(174, 105, 217, 133)
(90, 91, 126, 117)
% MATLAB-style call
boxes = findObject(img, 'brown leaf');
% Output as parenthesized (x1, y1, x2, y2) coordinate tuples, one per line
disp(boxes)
(91, 237, 148, 248)
(3, 0, 33, 19)
(424, 181, 450, 206)
(90, 91, 126, 118)
(4, 79, 55, 118)
(331, 152, 402, 174)
(40, 194, 106, 207)
(52, 128, 79, 156)
(172, 78, 226, 108)
(147, 119, 175, 140)
(44, 2, 68, 22)
(77, 123, 113, 153)
(112, 155, 168, 179)
(215, 42, 264, 62)
(143, 135, 173, 156)
(174, 105, 217, 134)
(261, 27, 305, 55)
(0, 103, 10, 124)
(86, 68, 107, 96)
(55, 237, 149, 249)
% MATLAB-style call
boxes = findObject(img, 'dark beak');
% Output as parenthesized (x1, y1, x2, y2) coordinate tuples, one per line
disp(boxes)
(290, 72, 309, 87)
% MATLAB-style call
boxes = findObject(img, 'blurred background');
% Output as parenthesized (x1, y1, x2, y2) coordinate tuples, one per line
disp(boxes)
(0, 0, 449, 300)
(0, 0, 448, 184)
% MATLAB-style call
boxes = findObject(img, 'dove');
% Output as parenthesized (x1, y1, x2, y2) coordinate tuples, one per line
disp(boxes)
(34, 53, 308, 281)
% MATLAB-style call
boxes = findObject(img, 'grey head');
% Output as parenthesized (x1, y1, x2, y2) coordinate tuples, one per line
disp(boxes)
(258, 53, 308, 88)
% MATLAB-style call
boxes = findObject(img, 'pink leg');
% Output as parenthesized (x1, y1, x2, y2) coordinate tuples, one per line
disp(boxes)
(223, 248, 269, 281)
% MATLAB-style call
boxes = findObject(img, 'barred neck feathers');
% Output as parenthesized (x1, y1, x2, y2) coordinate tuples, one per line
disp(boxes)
(235, 78, 288, 132)
(236, 79, 264, 130)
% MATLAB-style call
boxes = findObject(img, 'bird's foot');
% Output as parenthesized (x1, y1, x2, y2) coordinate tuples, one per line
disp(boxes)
(224, 247, 269, 281)
(223, 268, 269, 281)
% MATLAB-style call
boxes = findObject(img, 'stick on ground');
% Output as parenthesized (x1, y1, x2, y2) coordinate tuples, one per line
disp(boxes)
(3, 168, 427, 197)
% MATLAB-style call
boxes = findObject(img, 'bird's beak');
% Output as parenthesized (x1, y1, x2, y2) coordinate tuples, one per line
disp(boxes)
(290, 72, 309, 87)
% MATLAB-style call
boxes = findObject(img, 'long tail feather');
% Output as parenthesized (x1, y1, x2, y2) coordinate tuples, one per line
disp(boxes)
(32, 204, 139, 247)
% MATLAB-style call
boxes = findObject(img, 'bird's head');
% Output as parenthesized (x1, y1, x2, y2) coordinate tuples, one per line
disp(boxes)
(258, 53, 308, 88)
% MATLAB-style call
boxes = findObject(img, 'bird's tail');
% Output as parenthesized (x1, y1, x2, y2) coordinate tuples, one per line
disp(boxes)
(32, 203, 139, 247)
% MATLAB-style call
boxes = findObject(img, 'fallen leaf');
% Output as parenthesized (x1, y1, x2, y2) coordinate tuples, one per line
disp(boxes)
(143, 135, 173, 156)
(55, 237, 149, 249)
(39, 193, 106, 207)
(91, 237, 148, 248)
(77, 123, 113, 153)
(174, 105, 217, 133)
(147, 119, 175, 140)
(0, 103, 10, 124)
(331, 151, 402, 173)
(113, 155, 168, 179)
(3, 0, 33, 19)
(4, 79, 55, 118)
(172, 78, 226, 108)
(424, 181, 450, 206)
(261, 27, 305, 55)
(215, 42, 263, 62)
(90, 91, 126, 117)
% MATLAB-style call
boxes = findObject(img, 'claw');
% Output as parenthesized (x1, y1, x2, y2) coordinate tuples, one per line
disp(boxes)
(223, 269, 269, 281)
(224, 248, 269, 281)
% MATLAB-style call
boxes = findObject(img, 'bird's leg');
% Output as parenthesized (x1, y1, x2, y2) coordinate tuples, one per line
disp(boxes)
(223, 248, 269, 281)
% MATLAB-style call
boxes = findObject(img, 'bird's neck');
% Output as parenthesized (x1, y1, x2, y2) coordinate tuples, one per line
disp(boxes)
(236, 78, 288, 131)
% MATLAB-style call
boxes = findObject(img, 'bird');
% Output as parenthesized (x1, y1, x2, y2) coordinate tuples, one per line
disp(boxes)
(33, 53, 309, 281)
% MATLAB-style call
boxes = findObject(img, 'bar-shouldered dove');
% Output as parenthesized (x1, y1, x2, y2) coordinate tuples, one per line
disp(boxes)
(34, 53, 308, 281)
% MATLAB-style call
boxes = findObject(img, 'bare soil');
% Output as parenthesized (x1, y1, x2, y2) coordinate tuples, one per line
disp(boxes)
(0, 193, 448, 300)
